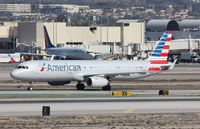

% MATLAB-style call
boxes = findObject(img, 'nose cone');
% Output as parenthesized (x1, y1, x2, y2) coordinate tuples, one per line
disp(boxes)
(10, 70, 21, 80)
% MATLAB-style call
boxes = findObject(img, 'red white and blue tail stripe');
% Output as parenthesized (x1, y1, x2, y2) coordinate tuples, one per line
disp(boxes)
(147, 31, 173, 64)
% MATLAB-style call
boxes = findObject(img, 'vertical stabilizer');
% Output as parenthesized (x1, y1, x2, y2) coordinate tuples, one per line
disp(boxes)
(147, 32, 173, 64)
(44, 26, 55, 48)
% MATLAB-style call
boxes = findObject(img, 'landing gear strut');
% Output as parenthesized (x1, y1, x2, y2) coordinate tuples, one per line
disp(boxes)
(27, 81, 33, 91)
(102, 84, 111, 91)
(76, 83, 85, 90)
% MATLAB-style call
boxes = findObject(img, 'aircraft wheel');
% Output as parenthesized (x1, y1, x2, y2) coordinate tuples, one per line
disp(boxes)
(102, 84, 111, 91)
(76, 83, 85, 90)
(159, 90, 169, 96)
(27, 86, 33, 91)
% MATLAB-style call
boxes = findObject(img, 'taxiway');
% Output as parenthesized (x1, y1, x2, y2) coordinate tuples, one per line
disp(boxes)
(1, 97, 200, 116)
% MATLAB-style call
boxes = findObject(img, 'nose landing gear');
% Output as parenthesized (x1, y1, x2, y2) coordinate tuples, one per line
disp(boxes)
(27, 81, 33, 91)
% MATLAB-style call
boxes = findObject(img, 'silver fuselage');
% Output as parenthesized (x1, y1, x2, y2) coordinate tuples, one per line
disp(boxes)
(10, 60, 168, 82)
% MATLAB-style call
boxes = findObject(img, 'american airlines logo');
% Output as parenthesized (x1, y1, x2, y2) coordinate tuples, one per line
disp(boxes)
(40, 63, 46, 72)
(46, 63, 81, 72)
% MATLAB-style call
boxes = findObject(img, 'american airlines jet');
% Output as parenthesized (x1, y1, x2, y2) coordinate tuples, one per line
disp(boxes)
(10, 32, 175, 90)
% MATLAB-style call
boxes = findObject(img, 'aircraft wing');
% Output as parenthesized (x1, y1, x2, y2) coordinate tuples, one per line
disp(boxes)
(20, 53, 50, 57)
(77, 71, 147, 81)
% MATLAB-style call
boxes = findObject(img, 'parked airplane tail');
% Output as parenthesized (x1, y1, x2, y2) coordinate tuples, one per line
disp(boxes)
(44, 26, 55, 48)
(147, 31, 173, 64)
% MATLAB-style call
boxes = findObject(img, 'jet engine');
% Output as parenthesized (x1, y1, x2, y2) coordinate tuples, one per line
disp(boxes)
(86, 76, 108, 87)
(48, 81, 71, 86)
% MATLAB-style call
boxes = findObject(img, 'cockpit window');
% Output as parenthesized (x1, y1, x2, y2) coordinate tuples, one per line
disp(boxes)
(17, 66, 22, 69)
(17, 66, 29, 69)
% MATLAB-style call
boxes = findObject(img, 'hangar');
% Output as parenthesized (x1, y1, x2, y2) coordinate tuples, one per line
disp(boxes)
(146, 19, 180, 31)
(146, 19, 200, 41)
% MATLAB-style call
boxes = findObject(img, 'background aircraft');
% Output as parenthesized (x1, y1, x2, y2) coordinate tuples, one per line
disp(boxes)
(44, 26, 95, 60)
(0, 53, 20, 63)
(10, 32, 175, 90)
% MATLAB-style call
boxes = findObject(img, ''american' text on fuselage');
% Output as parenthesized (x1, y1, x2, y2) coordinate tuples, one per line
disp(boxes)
(47, 64, 81, 72)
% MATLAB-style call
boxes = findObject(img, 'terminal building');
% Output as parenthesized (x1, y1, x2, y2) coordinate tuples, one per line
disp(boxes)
(0, 19, 200, 59)
(0, 22, 17, 53)
(17, 20, 145, 55)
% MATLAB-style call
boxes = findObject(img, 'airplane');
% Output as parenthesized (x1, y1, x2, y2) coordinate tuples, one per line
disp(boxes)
(0, 53, 20, 63)
(44, 26, 95, 60)
(10, 31, 175, 90)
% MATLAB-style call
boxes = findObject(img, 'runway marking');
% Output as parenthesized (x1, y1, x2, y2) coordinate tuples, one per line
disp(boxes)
(123, 108, 134, 113)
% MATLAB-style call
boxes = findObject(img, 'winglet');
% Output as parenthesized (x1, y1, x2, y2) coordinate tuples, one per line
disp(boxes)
(169, 58, 177, 70)
(50, 55, 55, 60)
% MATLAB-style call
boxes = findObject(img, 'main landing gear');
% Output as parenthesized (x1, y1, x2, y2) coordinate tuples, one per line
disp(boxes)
(102, 84, 111, 91)
(76, 82, 111, 91)
(76, 82, 85, 90)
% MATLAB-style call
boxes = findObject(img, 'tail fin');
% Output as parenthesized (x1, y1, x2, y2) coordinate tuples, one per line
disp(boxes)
(44, 26, 55, 48)
(147, 31, 173, 64)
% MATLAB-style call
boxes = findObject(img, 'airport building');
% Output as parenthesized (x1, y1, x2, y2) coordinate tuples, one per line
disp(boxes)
(0, 19, 200, 58)
(146, 19, 200, 40)
(17, 20, 145, 54)
(146, 19, 200, 55)
(0, 4, 31, 13)
(0, 22, 17, 53)
(39, 4, 89, 14)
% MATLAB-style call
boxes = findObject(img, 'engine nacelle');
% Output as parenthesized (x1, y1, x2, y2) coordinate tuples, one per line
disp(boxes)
(48, 81, 71, 86)
(86, 76, 108, 87)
